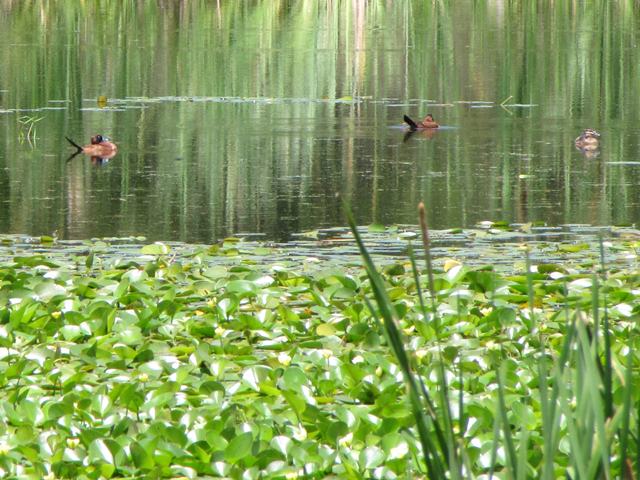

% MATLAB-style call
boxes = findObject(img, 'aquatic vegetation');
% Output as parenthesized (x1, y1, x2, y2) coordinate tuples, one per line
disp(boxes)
(17, 114, 44, 145)
(0, 226, 639, 478)
(350, 217, 640, 479)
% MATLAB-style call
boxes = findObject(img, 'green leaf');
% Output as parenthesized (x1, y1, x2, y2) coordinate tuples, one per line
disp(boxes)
(6, 359, 28, 379)
(282, 390, 306, 417)
(100, 463, 116, 478)
(117, 326, 143, 345)
(114, 277, 130, 299)
(270, 435, 292, 455)
(88, 439, 114, 464)
(91, 394, 112, 417)
(17, 399, 40, 426)
(282, 367, 308, 391)
(141, 243, 171, 255)
(225, 432, 253, 463)
(85, 252, 95, 269)
(327, 421, 349, 441)
(217, 296, 238, 317)
(242, 365, 272, 391)
(316, 323, 336, 336)
(59, 325, 83, 341)
(226, 280, 257, 295)
(133, 349, 154, 363)
(360, 445, 385, 469)
(485, 307, 517, 327)
(130, 441, 154, 469)
(466, 270, 503, 293)
(367, 223, 385, 233)
(558, 243, 589, 253)
(35, 280, 68, 301)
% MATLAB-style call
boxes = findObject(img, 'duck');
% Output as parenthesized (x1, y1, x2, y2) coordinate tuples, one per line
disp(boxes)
(66, 134, 118, 163)
(574, 129, 600, 150)
(404, 114, 440, 131)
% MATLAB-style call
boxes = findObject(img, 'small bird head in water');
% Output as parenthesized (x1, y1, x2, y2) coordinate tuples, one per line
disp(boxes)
(574, 129, 600, 149)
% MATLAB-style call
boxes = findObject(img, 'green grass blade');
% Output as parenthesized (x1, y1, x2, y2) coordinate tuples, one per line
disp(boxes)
(524, 249, 536, 331)
(596, 236, 611, 422)
(415, 366, 452, 460)
(538, 356, 556, 480)
(636, 396, 640, 480)
(591, 273, 600, 349)
(362, 295, 442, 476)
(434, 357, 460, 475)
(458, 361, 466, 439)
(497, 364, 518, 479)
(408, 242, 452, 465)
(415, 203, 461, 474)
(488, 411, 501, 480)
(346, 208, 446, 477)
(516, 424, 529, 480)
(418, 202, 436, 302)
(407, 243, 429, 325)
(620, 344, 633, 477)
(540, 284, 575, 477)
(601, 303, 613, 420)
(556, 372, 588, 479)
(576, 319, 610, 478)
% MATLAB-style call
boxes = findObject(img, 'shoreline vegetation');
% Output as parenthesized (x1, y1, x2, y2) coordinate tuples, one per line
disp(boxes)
(0, 221, 639, 478)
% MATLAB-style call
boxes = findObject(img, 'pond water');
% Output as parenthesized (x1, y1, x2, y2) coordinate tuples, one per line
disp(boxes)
(1, 1, 640, 243)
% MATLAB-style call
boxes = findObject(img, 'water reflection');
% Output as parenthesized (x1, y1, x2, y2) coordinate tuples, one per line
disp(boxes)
(0, 1, 639, 242)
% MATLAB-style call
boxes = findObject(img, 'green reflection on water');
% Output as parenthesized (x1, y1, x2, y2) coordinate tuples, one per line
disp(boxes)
(0, 1, 639, 242)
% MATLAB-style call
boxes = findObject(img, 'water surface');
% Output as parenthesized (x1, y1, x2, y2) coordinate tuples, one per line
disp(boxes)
(1, 1, 639, 242)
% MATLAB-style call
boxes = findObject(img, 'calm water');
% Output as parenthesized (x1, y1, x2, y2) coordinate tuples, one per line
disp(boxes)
(1, 1, 640, 242)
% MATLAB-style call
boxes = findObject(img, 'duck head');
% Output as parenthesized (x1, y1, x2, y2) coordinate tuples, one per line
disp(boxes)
(575, 129, 600, 148)
(574, 129, 600, 157)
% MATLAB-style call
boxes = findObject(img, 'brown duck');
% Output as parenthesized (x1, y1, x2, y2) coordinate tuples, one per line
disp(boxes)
(404, 114, 440, 131)
(66, 135, 118, 164)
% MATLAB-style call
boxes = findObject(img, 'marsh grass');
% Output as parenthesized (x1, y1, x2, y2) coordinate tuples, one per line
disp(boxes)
(348, 205, 638, 479)
(17, 114, 44, 145)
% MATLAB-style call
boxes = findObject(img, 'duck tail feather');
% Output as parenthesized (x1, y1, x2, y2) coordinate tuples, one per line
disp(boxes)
(403, 115, 418, 131)
(65, 136, 83, 152)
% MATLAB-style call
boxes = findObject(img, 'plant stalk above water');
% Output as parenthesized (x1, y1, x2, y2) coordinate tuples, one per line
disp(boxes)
(347, 204, 639, 479)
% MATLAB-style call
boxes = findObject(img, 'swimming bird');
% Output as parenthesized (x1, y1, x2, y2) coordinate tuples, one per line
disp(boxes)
(404, 113, 440, 131)
(574, 129, 600, 150)
(66, 134, 118, 157)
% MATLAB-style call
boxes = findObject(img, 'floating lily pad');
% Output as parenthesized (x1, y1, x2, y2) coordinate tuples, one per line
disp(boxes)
(0, 224, 637, 478)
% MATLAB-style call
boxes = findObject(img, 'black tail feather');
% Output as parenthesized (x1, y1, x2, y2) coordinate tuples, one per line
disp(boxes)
(403, 115, 418, 131)
(65, 136, 83, 152)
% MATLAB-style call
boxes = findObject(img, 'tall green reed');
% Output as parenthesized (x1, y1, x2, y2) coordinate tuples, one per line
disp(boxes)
(348, 203, 637, 478)
(347, 203, 469, 478)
